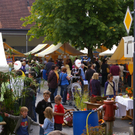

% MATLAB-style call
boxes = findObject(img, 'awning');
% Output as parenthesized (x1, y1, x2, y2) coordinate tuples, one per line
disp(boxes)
(35, 43, 63, 57)
(108, 37, 132, 64)
(59, 43, 85, 56)
(0, 33, 9, 72)
(24, 44, 47, 55)
(99, 45, 117, 56)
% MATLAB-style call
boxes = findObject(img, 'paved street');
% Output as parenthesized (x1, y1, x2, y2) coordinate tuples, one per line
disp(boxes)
(30, 81, 132, 135)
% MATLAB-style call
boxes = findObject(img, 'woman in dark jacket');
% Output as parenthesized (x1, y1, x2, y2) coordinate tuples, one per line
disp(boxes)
(101, 59, 109, 87)
(90, 73, 101, 97)
(48, 65, 58, 102)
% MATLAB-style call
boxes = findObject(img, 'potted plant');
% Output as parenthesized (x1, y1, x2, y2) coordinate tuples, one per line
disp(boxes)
(126, 87, 133, 98)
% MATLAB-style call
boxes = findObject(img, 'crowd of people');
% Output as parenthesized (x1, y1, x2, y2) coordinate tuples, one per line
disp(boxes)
(2, 56, 131, 135)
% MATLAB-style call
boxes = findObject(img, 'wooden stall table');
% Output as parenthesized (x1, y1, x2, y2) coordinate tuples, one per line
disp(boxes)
(84, 101, 103, 119)
(115, 96, 133, 120)
(0, 121, 6, 133)
(0, 121, 6, 125)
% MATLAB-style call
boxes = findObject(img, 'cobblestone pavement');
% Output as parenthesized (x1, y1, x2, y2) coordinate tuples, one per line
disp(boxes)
(30, 81, 132, 135)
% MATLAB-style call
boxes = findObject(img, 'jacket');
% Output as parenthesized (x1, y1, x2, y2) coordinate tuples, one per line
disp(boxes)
(101, 63, 108, 74)
(42, 118, 54, 134)
(8, 114, 39, 133)
(48, 70, 58, 89)
(36, 99, 52, 124)
(85, 69, 95, 83)
(90, 79, 101, 96)
(45, 62, 54, 75)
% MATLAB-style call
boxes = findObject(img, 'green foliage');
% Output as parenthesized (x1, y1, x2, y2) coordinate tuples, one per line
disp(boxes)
(21, 0, 133, 57)
(0, 83, 20, 135)
(74, 92, 89, 110)
(0, 71, 38, 134)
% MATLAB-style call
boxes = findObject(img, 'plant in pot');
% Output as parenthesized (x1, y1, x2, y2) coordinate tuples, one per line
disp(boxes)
(74, 92, 88, 110)
(126, 87, 133, 98)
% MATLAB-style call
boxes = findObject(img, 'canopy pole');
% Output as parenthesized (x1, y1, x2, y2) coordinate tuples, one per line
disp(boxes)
(26, 35, 28, 53)
(64, 43, 65, 54)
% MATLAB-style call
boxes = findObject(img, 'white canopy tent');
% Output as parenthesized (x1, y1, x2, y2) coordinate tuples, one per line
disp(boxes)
(35, 43, 63, 57)
(80, 48, 88, 54)
(24, 44, 47, 55)
(99, 45, 117, 56)
(0, 33, 9, 72)
(35, 43, 84, 57)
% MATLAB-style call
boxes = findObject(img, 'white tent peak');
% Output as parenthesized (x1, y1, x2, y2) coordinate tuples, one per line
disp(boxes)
(0, 32, 9, 72)
(99, 45, 117, 56)
(80, 48, 88, 54)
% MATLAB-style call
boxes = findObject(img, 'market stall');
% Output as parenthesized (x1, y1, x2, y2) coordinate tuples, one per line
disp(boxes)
(0, 33, 9, 72)
(108, 36, 133, 87)
(34, 42, 85, 63)
(107, 36, 134, 120)
(35, 43, 84, 57)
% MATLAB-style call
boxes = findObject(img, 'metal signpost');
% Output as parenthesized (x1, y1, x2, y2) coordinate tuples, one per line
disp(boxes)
(133, 1, 135, 134)
(124, 6, 135, 134)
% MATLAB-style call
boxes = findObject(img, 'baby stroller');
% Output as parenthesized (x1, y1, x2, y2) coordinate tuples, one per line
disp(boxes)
(67, 76, 82, 106)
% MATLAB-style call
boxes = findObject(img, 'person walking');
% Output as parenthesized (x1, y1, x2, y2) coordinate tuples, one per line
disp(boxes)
(65, 59, 71, 76)
(85, 64, 95, 84)
(60, 67, 70, 105)
(90, 73, 101, 97)
(53, 65, 59, 97)
(80, 64, 85, 93)
(110, 64, 120, 95)
(48, 65, 58, 103)
(101, 59, 109, 87)
(104, 74, 115, 98)
(45, 58, 54, 79)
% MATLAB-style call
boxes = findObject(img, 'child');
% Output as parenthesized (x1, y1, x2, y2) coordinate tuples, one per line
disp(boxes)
(40, 107, 54, 135)
(104, 74, 115, 98)
(4, 106, 39, 135)
(54, 95, 65, 131)
(36, 90, 52, 135)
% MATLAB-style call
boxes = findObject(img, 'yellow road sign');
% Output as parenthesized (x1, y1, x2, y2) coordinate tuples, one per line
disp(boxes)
(124, 7, 133, 34)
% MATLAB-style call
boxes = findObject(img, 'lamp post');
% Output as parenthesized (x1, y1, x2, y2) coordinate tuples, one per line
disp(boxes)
(133, 0, 135, 134)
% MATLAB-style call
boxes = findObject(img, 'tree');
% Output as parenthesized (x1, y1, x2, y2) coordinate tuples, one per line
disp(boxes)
(21, 0, 133, 58)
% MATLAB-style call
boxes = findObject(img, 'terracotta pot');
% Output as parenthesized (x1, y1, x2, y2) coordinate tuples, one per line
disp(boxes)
(128, 93, 133, 98)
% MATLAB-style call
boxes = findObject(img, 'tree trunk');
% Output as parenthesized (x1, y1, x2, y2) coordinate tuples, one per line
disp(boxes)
(88, 47, 93, 60)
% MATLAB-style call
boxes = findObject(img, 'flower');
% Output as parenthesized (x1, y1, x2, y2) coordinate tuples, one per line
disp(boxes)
(126, 87, 133, 94)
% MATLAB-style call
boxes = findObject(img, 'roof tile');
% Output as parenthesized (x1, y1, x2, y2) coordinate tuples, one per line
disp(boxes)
(0, 0, 35, 29)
